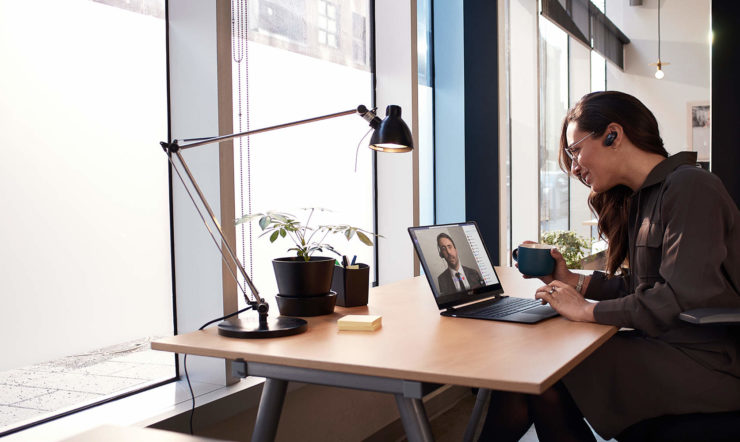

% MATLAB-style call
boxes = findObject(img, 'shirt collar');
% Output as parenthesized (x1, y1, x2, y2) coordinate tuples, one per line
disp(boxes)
(637, 151, 697, 191)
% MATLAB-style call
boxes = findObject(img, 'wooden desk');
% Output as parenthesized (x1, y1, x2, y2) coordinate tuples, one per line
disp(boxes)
(152, 266, 615, 442)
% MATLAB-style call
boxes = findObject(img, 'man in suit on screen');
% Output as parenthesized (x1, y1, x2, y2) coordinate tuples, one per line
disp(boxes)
(436, 233, 484, 296)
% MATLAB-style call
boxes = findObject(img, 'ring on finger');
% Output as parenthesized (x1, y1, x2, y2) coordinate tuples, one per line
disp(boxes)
(548, 286, 555, 294)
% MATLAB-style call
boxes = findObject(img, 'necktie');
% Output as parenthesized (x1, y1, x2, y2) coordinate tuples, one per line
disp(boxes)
(455, 272, 463, 288)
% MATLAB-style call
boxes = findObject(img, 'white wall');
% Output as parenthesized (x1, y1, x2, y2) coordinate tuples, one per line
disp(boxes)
(605, 0, 710, 154)
(0, 0, 172, 370)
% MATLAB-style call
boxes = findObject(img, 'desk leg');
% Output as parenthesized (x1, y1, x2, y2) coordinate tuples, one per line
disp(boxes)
(462, 388, 491, 442)
(394, 394, 434, 442)
(252, 378, 288, 442)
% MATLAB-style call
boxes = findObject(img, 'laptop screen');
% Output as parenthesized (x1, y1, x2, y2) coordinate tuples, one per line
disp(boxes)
(408, 222, 503, 310)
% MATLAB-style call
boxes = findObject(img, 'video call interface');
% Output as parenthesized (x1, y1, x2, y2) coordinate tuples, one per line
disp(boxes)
(412, 224, 499, 297)
(459, 224, 498, 286)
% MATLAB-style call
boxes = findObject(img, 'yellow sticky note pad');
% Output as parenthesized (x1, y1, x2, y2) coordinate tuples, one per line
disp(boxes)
(337, 315, 382, 331)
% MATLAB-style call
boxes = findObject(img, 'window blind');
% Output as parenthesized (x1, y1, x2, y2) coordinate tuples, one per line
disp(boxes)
(541, 0, 630, 69)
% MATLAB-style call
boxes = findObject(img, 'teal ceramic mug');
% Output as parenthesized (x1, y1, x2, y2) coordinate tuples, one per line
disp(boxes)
(512, 244, 555, 277)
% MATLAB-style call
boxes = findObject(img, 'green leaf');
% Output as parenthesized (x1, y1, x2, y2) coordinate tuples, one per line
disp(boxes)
(270, 230, 280, 242)
(280, 228, 286, 238)
(259, 216, 271, 230)
(356, 231, 373, 246)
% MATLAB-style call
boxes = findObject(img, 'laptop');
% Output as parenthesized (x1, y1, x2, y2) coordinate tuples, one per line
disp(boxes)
(408, 222, 558, 324)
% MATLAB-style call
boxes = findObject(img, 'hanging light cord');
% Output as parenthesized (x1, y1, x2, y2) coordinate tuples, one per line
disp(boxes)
(657, 0, 661, 61)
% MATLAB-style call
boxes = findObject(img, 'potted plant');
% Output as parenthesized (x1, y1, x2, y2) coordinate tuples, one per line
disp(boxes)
(235, 208, 376, 297)
(541, 230, 591, 269)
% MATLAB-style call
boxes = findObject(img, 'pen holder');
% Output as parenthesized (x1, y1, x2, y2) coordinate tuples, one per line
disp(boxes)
(331, 263, 370, 307)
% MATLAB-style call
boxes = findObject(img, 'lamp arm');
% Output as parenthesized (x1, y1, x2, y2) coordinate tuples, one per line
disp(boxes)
(167, 150, 263, 309)
(159, 104, 382, 319)
(171, 105, 379, 151)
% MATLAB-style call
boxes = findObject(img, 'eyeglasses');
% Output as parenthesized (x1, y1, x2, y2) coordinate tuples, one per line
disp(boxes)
(564, 131, 595, 163)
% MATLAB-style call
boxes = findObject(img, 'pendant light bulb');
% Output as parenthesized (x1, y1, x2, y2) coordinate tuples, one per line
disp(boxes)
(649, 0, 669, 80)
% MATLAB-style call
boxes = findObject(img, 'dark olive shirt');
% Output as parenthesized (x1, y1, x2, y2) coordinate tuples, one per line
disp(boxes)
(586, 152, 740, 339)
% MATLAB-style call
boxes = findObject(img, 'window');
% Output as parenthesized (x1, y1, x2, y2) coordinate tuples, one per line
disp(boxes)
(352, 12, 367, 65)
(417, 0, 435, 226)
(232, 0, 373, 308)
(318, 0, 339, 48)
(0, 0, 172, 435)
(591, 50, 606, 92)
(539, 17, 570, 234)
(255, 0, 308, 44)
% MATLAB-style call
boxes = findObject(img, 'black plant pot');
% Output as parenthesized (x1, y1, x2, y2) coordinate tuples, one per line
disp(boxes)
(272, 256, 335, 296)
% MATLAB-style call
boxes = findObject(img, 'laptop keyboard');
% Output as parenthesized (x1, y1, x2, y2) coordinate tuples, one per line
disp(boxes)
(460, 297, 542, 319)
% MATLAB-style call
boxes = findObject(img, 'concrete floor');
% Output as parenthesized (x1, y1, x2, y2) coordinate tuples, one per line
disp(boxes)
(0, 338, 175, 434)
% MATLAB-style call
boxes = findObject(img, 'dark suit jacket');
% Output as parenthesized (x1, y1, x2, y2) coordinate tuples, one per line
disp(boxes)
(436, 265, 484, 296)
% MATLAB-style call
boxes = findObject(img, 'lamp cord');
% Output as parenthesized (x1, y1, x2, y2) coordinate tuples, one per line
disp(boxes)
(184, 305, 252, 435)
(354, 127, 374, 172)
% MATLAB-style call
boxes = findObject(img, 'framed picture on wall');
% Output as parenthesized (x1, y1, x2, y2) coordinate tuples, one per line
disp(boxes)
(687, 101, 710, 161)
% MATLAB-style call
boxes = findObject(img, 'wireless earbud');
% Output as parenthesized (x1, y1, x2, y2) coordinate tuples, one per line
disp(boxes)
(604, 131, 617, 147)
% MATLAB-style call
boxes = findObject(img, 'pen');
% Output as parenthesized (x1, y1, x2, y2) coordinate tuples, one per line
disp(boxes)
(342, 255, 349, 268)
(350, 255, 357, 265)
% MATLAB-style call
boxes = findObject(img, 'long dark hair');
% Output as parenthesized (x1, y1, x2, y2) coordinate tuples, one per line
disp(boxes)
(559, 91, 668, 275)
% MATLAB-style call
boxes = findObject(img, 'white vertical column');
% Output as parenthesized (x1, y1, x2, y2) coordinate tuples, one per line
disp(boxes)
(375, 0, 420, 283)
(168, 0, 230, 385)
(509, 0, 540, 247)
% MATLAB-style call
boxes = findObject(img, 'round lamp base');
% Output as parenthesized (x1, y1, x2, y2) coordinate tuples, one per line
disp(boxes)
(217, 316, 308, 338)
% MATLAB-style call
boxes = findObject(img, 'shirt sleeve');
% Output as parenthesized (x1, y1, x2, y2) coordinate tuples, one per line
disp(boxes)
(584, 271, 628, 301)
(592, 169, 737, 336)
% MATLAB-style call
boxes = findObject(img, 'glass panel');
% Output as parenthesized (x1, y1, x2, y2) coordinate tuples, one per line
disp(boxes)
(0, 0, 172, 433)
(539, 17, 570, 235)
(568, 37, 595, 247)
(233, 0, 373, 308)
(417, 0, 435, 226)
(591, 50, 606, 92)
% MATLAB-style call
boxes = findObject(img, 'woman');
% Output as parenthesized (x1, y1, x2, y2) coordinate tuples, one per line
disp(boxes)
(478, 91, 740, 442)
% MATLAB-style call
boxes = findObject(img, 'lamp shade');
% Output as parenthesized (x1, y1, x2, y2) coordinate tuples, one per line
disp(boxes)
(369, 105, 414, 152)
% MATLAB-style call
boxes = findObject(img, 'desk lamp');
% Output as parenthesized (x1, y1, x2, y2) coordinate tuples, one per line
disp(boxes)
(161, 105, 413, 338)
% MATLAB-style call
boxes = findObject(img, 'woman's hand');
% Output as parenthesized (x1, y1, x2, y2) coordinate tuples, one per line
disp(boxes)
(535, 280, 596, 322)
(516, 241, 573, 285)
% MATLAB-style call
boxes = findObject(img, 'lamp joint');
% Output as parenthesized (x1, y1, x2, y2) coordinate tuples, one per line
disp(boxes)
(357, 105, 381, 129)
(160, 140, 180, 153)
